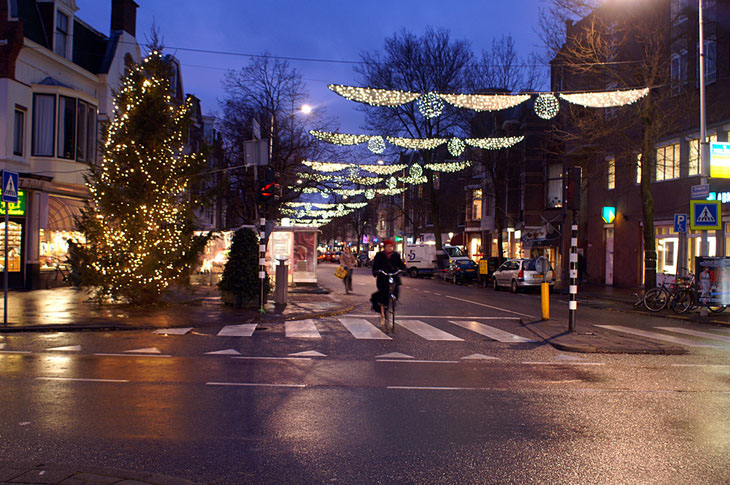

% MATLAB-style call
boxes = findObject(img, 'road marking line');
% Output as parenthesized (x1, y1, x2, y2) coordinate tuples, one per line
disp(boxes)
(233, 356, 312, 361)
(387, 386, 486, 391)
(125, 347, 162, 354)
(521, 362, 604, 366)
(93, 353, 172, 358)
(449, 320, 535, 343)
(442, 295, 535, 318)
(46, 345, 81, 352)
(36, 377, 129, 383)
(0, 350, 31, 354)
(376, 359, 459, 364)
(285, 319, 321, 338)
(153, 327, 193, 335)
(206, 382, 306, 388)
(217, 324, 257, 337)
(671, 363, 730, 368)
(397, 320, 464, 341)
(338, 318, 391, 340)
(656, 327, 730, 343)
(595, 325, 724, 348)
(346, 315, 521, 320)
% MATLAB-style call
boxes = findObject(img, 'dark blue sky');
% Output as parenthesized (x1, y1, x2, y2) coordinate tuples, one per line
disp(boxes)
(76, 0, 547, 130)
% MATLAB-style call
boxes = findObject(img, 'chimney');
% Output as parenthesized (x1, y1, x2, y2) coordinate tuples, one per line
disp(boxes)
(111, 0, 139, 37)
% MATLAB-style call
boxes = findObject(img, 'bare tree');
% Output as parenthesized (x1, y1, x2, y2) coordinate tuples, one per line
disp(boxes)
(219, 55, 335, 224)
(538, 0, 693, 288)
(355, 28, 476, 251)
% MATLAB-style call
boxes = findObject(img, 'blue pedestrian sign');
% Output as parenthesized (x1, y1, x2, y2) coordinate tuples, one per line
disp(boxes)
(674, 213, 688, 233)
(1, 171, 18, 204)
(690, 200, 722, 230)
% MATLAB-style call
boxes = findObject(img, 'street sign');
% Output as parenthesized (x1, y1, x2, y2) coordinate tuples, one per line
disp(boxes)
(691, 183, 710, 199)
(1, 171, 19, 204)
(674, 213, 688, 233)
(690, 200, 722, 230)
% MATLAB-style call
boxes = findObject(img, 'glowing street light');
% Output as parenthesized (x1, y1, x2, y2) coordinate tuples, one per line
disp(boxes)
(300, 104, 313, 115)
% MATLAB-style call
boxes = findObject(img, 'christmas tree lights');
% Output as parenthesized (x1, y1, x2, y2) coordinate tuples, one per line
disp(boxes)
(559, 87, 649, 108)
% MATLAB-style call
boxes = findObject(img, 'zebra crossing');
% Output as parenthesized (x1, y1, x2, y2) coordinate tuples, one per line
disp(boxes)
(150, 317, 536, 343)
(595, 325, 730, 348)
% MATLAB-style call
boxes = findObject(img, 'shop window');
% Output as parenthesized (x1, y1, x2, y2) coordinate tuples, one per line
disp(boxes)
(0, 221, 22, 272)
(13, 108, 25, 156)
(471, 189, 482, 221)
(607, 157, 615, 190)
(55, 11, 68, 58)
(547, 164, 562, 208)
(39, 229, 85, 271)
(57, 96, 76, 160)
(32, 94, 56, 156)
(656, 143, 680, 181)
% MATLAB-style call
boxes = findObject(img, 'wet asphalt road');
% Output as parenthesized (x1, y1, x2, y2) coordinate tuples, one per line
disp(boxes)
(0, 267, 729, 484)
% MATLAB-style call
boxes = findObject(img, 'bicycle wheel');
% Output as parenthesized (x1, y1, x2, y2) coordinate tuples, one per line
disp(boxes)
(643, 287, 668, 312)
(388, 296, 396, 333)
(670, 289, 693, 314)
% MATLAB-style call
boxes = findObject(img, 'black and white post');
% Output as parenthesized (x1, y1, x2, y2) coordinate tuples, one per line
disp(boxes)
(568, 217, 578, 332)
(259, 218, 266, 314)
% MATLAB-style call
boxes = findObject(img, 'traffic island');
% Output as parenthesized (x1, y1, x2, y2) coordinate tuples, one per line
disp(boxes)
(521, 318, 686, 355)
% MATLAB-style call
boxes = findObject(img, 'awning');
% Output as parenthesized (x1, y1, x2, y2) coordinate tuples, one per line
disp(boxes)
(47, 196, 86, 232)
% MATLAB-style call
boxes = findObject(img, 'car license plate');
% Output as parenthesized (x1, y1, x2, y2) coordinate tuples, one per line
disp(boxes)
(534, 274, 543, 278)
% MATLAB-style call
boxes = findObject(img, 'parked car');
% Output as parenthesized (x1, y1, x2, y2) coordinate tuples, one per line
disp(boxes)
(492, 258, 555, 293)
(446, 258, 478, 283)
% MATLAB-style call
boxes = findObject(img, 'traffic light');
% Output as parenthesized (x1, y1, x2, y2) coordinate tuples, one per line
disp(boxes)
(258, 168, 280, 204)
(565, 166, 581, 211)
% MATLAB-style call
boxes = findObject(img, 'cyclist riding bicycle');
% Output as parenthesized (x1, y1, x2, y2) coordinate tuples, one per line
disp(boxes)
(370, 239, 406, 327)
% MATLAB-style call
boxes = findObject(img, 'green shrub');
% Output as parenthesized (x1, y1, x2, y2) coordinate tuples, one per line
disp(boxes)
(218, 228, 269, 306)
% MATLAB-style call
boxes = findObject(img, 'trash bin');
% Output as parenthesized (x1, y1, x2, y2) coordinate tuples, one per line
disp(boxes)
(275, 258, 289, 305)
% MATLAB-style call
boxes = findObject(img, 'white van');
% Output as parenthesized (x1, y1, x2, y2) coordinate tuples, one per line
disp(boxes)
(403, 244, 439, 277)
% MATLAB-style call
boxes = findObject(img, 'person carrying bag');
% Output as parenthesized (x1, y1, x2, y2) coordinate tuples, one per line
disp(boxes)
(339, 246, 357, 294)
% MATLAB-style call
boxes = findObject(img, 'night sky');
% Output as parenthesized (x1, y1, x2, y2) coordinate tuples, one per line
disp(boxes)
(75, 0, 546, 130)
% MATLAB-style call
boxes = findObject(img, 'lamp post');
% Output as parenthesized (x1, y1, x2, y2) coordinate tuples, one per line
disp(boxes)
(699, 0, 709, 257)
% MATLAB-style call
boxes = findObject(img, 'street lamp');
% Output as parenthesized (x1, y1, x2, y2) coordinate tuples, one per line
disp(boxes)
(699, 0, 709, 257)
(300, 104, 313, 115)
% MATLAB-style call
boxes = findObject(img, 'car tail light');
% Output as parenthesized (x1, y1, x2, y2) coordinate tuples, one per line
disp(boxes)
(518, 268, 524, 280)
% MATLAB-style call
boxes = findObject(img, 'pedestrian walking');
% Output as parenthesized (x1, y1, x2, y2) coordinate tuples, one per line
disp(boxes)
(340, 246, 357, 294)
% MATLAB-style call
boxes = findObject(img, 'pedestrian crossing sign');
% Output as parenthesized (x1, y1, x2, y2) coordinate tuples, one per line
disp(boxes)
(1, 170, 18, 204)
(690, 200, 722, 230)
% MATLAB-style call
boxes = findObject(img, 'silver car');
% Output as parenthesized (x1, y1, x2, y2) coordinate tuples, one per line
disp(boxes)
(492, 258, 555, 293)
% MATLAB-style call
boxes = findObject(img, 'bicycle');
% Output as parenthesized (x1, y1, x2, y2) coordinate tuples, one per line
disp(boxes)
(642, 273, 683, 312)
(377, 269, 403, 334)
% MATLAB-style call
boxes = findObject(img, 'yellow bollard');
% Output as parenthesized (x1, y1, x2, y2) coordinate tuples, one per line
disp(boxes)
(541, 282, 550, 320)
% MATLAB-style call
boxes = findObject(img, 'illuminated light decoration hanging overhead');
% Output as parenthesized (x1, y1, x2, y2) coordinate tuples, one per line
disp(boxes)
(409, 163, 423, 178)
(386, 177, 398, 189)
(417, 92, 444, 118)
(559, 87, 649, 108)
(365, 189, 375, 200)
(447, 137, 465, 157)
(438, 93, 531, 111)
(310, 130, 371, 146)
(358, 163, 407, 175)
(425, 161, 472, 173)
(386, 136, 447, 150)
(377, 187, 408, 195)
(534, 93, 560, 120)
(301, 160, 351, 172)
(465, 136, 524, 150)
(296, 172, 384, 185)
(368, 136, 386, 154)
(348, 166, 359, 178)
(398, 175, 428, 185)
(302, 160, 407, 175)
(328, 84, 421, 107)
(321, 192, 330, 199)
(285, 202, 368, 209)
(334, 189, 367, 196)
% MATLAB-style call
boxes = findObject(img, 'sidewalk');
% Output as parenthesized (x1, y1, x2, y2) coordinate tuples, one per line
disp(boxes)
(0, 274, 354, 333)
(0, 461, 194, 484)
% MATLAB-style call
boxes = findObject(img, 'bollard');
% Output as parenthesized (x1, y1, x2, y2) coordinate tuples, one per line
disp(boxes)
(541, 282, 550, 320)
(275, 258, 289, 306)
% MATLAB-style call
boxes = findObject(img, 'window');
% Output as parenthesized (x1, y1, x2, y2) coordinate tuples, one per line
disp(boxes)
(547, 164, 562, 208)
(671, 50, 688, 94)
(169, 62, 178, 95)
(471, 189, 482, 221)
(32, 94, 56, 156)
(13, 108, 24, 156)
(697, 38, 717, 84)
(607, 157, 615, 190)
(55, 11, 68, 58)
(86, 105, 97, 163)
(9, 0, 18, 18)
(57, 96, 76, 160)
(689, 133, 718, 176)
(636, 153, 642, 184)
(656, 143, 680, 181)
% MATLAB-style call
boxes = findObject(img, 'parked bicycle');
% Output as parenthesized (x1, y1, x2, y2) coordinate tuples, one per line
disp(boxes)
(634, 268, 727, 314)
(377, 269, 403, 333)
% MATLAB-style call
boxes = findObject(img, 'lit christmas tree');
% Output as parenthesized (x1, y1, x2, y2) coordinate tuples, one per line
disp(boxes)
(77, 48, 209, 304)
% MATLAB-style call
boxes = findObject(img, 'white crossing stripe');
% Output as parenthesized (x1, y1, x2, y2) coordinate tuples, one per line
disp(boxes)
(285, 319, 321, 338)
(217, 324, 257, 337)
(338, 318, 391, 340)
(125, 347, 162, 354)
(656, 327, 730, 343)
(449, 320, 535, 343)
(46, 345, 81, 352)
(153, 327, 192, 335)
(595, 325, 723, 348)
(398, 320, 463, 341)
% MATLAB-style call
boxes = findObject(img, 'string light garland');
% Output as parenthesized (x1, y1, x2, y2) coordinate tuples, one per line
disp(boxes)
(559, 87, 649, 108)
(447, 137, 465, 157)
(301, 160, 350, 172)
(310, 130, 371, 146)
(286, 202, 368, 209)
(328, 84, 421, 106)
(424, 161, 472, 172)
(301, 160, 407, 175)
(296, 172, 384, 185)
(417, 92, 444, 118)
(377, 187, 407, 195)
(386, 136, 447, 150)
(368, 136, 386, 154)
(465, 136, 524, 150)
(439, 93, 531, 111)
(534, 93, 560, 119)
(398, 175, 428, 185)
(359, 163, 407, 175)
